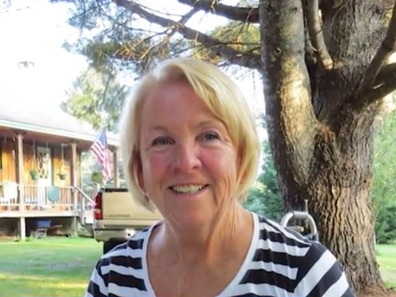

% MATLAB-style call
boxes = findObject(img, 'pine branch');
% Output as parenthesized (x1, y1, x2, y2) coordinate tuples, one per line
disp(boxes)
(176, 0, 259, 23)
(112, 0, 261, 69)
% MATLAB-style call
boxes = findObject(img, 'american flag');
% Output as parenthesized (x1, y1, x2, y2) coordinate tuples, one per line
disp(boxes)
(90, 129, 112, 183)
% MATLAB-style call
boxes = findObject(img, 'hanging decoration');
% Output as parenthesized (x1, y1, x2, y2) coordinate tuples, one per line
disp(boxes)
(30, 139, 39, 181)
(58, 143, 67, 180)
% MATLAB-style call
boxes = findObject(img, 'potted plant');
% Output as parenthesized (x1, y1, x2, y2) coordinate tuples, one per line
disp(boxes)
(30, 169, 39, 181)
(58, 171, 67, 180)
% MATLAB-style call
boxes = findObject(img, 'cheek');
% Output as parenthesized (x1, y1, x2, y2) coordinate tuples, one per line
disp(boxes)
(202, 150, 238, 191)
(142, 153, 170, 185)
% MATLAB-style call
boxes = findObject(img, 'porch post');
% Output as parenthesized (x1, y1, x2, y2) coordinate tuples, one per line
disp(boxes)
(70, 141, 78, 236)
(15, 132, 26, 241)
(112, 147, 120, 187)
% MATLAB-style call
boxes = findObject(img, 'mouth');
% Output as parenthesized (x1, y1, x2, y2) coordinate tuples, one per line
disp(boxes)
(169, 184, 209, 194)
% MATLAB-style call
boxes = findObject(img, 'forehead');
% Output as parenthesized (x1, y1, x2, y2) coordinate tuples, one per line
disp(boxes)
(146, 81, 201, 105)
(141, 82, 214, 126)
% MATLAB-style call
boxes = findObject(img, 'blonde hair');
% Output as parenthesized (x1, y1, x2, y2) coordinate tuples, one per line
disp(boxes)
(119, 58, 261, 211)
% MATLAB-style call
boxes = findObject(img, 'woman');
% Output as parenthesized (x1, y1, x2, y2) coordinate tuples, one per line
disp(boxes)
(85, 58, 355, 297)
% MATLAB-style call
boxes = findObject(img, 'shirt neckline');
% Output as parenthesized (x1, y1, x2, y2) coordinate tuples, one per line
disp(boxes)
(141, 212, 259, 297)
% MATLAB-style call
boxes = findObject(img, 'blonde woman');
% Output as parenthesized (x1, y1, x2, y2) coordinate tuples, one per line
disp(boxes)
(85, 58, 355, 297)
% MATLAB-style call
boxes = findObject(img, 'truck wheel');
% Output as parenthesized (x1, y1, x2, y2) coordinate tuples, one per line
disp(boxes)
(103, 241, 119, 254)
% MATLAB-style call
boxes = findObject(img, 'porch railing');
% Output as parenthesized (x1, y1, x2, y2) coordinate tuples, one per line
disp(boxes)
(23, 185, 74, 211)
(75, 187, 96, 225)
(0, 184, 74, 211)
(0, 184, 98, 216)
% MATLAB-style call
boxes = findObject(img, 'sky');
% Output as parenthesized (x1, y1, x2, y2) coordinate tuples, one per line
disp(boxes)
(0, 0, 86, 106)
(0, 0, 265, 118)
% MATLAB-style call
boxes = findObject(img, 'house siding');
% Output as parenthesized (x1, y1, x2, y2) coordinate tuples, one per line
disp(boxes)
(0, 140, 81, 187)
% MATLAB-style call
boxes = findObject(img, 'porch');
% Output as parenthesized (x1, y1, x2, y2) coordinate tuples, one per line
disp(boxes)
(0, 183, 95, 215)
(0, 183, 96, 237)
(0, 127, 119, 240)
(0, 92, 121, 240)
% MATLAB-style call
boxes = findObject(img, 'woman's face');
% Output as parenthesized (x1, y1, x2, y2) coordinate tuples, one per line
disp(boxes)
(137, 81, 240, 228)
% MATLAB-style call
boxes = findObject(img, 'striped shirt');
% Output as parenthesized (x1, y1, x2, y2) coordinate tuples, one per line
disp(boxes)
(85, 212, 355, 297)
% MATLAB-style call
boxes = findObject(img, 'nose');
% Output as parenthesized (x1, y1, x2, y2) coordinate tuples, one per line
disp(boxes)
(173, 142, 201, 172)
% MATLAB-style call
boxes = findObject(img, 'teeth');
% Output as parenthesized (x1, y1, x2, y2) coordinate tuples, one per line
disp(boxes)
(171, 185, 205, 194)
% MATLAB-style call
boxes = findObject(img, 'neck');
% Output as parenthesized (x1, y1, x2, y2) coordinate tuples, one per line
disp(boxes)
(159, 204, 252, 264)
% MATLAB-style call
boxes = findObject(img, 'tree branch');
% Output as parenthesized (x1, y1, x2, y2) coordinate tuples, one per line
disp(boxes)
(302, 0, 333, 70)
(112, 0, 261, 69)
(176, 0, 259, 23)
(364, 75, 396, 105)
(357, 0, 396, 95)
(259, 0, 318, 189)
(374, 62, 396, 86)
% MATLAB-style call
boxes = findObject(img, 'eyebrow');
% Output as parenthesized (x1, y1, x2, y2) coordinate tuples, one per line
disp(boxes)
(149, 119, 223, 133)
(151, 125, 168, 132)
(195, 119, 223, 130)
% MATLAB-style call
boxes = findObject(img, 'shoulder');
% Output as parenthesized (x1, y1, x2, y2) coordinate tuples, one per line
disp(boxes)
(293, 241, 355, 296)
(254, 215, 313, 277)
(84, 228, 151, 297)
(256, 214, 313, 252)
(254, 215, 354, 296)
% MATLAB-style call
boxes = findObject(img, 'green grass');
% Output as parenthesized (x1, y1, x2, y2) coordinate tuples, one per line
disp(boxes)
(0, 238, 394, 296)
(0, 237, 101, 297)
(377, 244, 396, 288)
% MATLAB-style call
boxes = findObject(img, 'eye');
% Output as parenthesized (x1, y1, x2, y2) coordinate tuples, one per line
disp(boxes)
(201, 131, 220, 142)
(152, 137, 173, 146)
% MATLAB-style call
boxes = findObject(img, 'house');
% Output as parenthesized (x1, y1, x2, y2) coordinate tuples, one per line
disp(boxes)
(0, 92, 120, 240)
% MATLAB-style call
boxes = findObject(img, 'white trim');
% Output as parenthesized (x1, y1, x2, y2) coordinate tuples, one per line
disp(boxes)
(0, 119, 119, 146)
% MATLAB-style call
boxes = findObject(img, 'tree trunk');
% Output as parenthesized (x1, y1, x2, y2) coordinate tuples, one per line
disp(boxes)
(281, 108, 388, 295)
(259, 0, 393, 295)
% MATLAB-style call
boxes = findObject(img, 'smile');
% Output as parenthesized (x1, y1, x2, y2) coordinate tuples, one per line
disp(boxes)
(170, 184, 208, 194)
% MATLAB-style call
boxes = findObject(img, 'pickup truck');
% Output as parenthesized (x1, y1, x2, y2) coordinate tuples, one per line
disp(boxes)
(93, 188, 162, 254)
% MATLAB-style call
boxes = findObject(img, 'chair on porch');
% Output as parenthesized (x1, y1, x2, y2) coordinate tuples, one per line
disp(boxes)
(46, 186, 62, 209)
(0, 182, 18, 209)
(46, 186, 59, 202)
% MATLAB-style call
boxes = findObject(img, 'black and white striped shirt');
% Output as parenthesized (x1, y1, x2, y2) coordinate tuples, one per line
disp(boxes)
(85, 212, 355, 297)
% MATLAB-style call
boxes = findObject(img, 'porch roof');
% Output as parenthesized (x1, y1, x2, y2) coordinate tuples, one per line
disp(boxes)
(0, 91, 119, 147)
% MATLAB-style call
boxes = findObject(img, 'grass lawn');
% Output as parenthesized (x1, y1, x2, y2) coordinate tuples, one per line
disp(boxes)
(0, 238, 395, 296)
(377, 244, 396, 289)
(0, 237, 101, 297)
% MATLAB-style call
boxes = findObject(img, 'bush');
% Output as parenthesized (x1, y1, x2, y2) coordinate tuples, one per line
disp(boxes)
(375, 203, 396, 244)
(244, 141, 284, 221)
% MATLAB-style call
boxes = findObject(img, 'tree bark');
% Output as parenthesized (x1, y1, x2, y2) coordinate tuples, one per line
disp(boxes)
(289, 113, 387, 294)
(259, 0, 393, 295)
